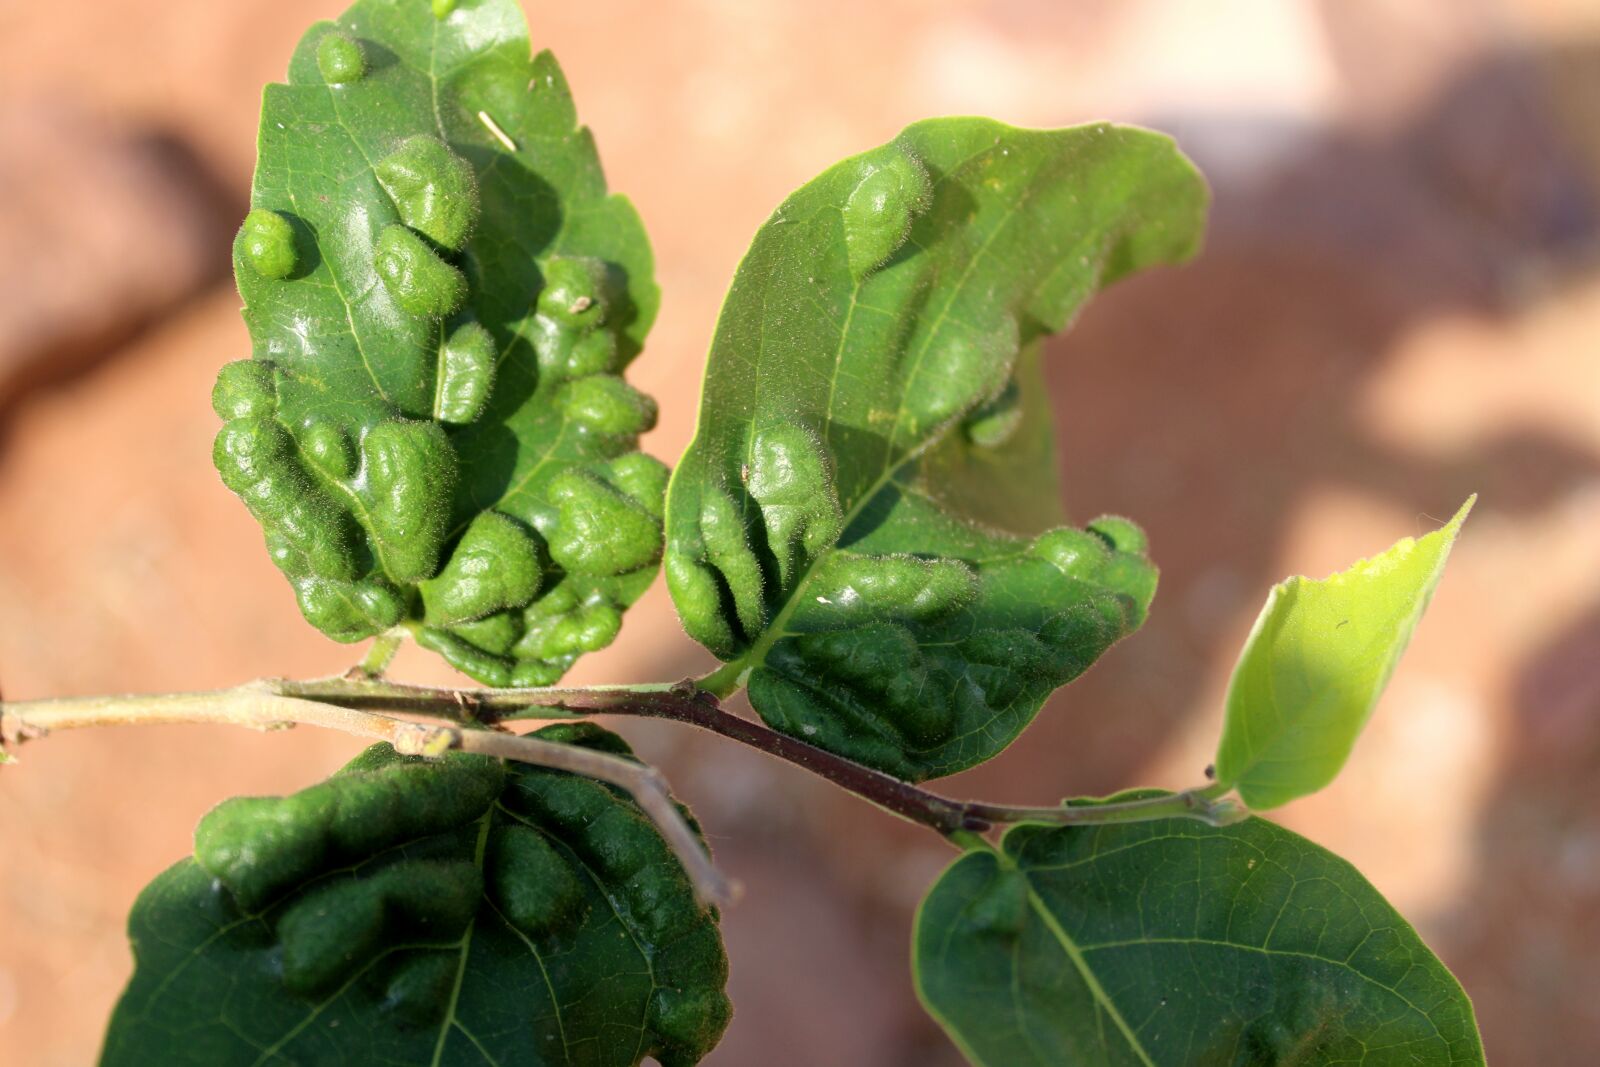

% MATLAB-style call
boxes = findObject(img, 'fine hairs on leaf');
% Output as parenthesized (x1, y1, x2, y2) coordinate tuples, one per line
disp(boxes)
(0, 1, 1488, 1065)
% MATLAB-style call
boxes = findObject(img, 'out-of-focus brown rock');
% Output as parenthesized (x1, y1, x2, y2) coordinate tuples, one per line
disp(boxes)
(0, 99, 233, 420)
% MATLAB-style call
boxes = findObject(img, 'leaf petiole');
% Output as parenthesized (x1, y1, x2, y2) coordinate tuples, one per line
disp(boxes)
(352, 629, 406, 678)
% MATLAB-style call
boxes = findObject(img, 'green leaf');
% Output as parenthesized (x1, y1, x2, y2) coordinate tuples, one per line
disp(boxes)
(915, 342, 1068, 535)
(220, 0, 663, 686)
(101, 725, 730, 1067)
(1213, 497, 1473, 810)
(666, 119, 1207, 780)
(914, 796, 1484, 1066)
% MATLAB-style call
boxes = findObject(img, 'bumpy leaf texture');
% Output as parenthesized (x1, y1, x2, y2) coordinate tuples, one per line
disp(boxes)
(1214, 498, 1473, 810)
(218, 0, 662, 685)
(666, 120, 1207, 780)
(915, 796, 1485, 1066)
(102, 725, 730, 1067)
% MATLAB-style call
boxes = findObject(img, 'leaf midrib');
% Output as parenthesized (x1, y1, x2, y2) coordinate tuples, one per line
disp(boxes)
(715, 135, 1059, 684)
(1023, 884, 1156, 1067)
(308, 11, 592, 551)
(311, 81, 397, 407)
(495, 800, 662, 1065)
(428, 808, 495, 1067)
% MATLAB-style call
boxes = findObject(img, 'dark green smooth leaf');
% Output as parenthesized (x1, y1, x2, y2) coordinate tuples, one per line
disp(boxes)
(915, 796, 1484, 1066)
(1214, 498, 1472, 810)
(665, 119, 1207, 779)
(220, 0, 663, 686)
(102, 725, 729, 1067)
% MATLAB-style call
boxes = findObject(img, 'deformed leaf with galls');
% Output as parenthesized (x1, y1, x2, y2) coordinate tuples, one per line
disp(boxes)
(102, 724, 731, 1067)
(667, 119, 1208, 780)
(220, 0, 664, 686)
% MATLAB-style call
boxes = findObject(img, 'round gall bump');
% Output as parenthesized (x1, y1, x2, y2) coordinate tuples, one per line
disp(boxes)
(842, 146, 931, 279)
(563, 329, 619, 379)
(810, 553, 976, 623)
(212, 417, 360, 583)
(547, 470, 663, 576)
(379, 953, 457, 1027)
(487, 825, 585, 936)
(510, 659, 564, 687)
(300, 420, 355, 478)
(964, 379, 1023, 448)
(292, 577, 399, 643)
(353, 580, 406, 630)
(559, 374, 657, 437)
(1087, 514, 1149, 556)
(415, 627, 514, 686)
(583, 810, 656, 880)
(434, 321, 497, 424)
(1029, 527, 1110, 579)
(315, 30, 366, 85)
(431, 0, 458, 18)
(420, 511, 543, 627)
(240, 209, 298, 279)
(516, 600, 623, 661)
(1093, 554, 1157, 627)
(375, 136, 480, 252)
(651, 988, 734, 1058)
(374, 224, 467, 319)
(697, 484, 768, 637)
(664, 552, 741, 660)
(537, 256, 609, 327)
(529, 584, 581, 618)
(747, 423, 843, 582)
(358, 419, 459, 582)
(1040, 601, 1118, 655)
(605, 453, 670, 519)
(902, 312, 1018, 437)
(277, 860, 480, 995)
(211, 360, 277, 420)
(448, 612, 523, 657)
(747, 423, 834, 503)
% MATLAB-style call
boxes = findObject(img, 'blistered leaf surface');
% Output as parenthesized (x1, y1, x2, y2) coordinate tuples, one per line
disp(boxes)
(666, 119, 1207, 779)
(221, 0, 663, 686)
(914, 797, 1484, 1066)
(1214, 498, 1472, 810)
(102, 726, 729, 1067)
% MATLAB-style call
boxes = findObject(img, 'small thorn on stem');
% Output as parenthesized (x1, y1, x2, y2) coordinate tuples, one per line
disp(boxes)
(451, 689, 486, 723)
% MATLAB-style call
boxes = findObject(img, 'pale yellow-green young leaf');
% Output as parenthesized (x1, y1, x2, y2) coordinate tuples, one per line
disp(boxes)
(1213, 496, 1474, 809)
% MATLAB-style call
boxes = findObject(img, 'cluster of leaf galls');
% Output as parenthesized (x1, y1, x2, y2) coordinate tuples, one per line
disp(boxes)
(753, 521, 1156, 778)
(224, 76, 664, 685)
(663, 139, 1160, 778)
(179, 726, 729, 1064)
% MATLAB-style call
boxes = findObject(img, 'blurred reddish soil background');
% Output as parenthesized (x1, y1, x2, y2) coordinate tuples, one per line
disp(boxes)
(3, 1, 1600, 1063)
